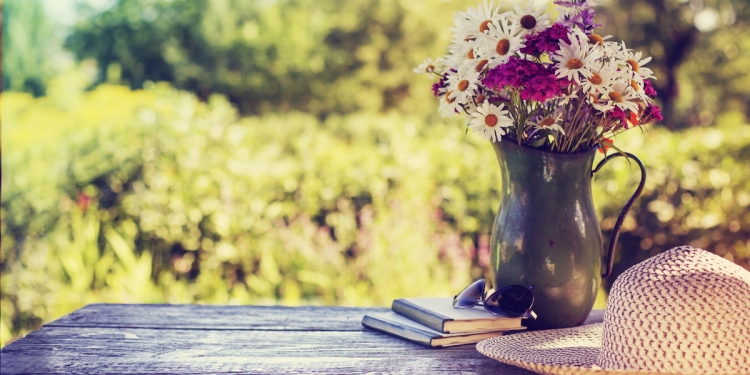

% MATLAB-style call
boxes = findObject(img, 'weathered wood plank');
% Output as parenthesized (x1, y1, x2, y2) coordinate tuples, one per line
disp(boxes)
(2, 306, 605, 374)
(1, 326, 537, 375)
(46, 304, 603, 331)
(45, 304, 391, 331)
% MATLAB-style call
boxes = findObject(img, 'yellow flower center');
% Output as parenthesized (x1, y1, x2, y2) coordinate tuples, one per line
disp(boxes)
(476, 95, 486, 104)
(566, 58, 584, 69)
(496, 39, 510, 55)
(520, 15, 537, 30)
(458, 80, 469, 92)
(589, 72, 603, 85)
(468, 49, 475, 60)
(540, 117, 556, 126)
(589, 94, 599, 103)
(631, 79, 640, 91)
(476, 60, 489, 72)
(626, 59, 639, 72)
(445, 91, 456, 103)
(479, 20, 492, 32)
(485, 114, 498, 127)
(588, 34, 604, 45)
(608, 91, 623, 103)
(464, 36, 476, 42)
(425, 64, 435, 73)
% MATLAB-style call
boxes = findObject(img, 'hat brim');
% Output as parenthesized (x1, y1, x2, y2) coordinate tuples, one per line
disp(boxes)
(477, 323, 603, 375)
(476, 323, 717, 375)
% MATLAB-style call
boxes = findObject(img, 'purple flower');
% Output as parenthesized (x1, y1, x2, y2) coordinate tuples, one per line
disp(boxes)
(555, 1, 601, 32)
(554, 0, 592, 8)
(643, 80, 658, 98)
(520, 23, 571, 56)
(572, 8, 601, 32)
(642, 104, 663, 123)
(608, 107, 628, 124)
(432, 72, 450, 97)
(483, 57, 565, 102)
(431, 83, 441, 97)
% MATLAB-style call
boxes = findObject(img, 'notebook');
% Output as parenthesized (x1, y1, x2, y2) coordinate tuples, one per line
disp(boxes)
(391, 297, 526, 333)
(361, 311, 508, 348)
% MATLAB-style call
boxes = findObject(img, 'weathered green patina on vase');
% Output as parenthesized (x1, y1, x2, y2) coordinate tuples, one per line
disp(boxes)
(490, 139, 645, 329)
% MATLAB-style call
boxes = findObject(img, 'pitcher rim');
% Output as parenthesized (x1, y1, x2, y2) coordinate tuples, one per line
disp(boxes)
(492, 138, 599, 157)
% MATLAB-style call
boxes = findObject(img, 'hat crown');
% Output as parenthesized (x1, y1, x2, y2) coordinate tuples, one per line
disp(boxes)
(597, 246, 750, 373)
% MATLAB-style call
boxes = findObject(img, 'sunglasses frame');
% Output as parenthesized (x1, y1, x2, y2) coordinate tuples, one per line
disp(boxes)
(453, 279, 536, 319)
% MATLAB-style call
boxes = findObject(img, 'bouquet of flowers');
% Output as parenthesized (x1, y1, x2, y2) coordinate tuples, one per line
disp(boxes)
(415, 0, 662, 153)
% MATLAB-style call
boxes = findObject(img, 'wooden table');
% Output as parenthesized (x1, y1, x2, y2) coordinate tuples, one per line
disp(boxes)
(0, 305, 604, 374)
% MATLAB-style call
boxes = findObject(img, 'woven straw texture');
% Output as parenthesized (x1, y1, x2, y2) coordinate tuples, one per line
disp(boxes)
(477, 246, 750, 375)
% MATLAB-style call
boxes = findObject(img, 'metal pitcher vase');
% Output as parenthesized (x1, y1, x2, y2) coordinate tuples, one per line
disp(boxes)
(490, 139, 645, 329)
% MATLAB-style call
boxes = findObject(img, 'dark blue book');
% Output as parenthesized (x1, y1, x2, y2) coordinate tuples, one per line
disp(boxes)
(362, 311, 509, 348)
(391, 297, 526, 333)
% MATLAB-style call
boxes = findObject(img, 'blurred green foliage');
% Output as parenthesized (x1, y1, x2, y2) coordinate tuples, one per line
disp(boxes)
(2, 0, 57, 96)
(60, 0, 750, 127)
(3, 83, 749, 347)
(63, 0, 461, 117)
(598, 0, 750, 128)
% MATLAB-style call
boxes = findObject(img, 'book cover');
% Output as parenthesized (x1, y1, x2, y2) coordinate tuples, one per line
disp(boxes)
(361, 311, 507, 348)
(391, 297, 526, 334)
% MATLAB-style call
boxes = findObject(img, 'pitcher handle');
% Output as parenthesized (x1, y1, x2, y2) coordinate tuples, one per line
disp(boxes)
(592, 152, 646, 278)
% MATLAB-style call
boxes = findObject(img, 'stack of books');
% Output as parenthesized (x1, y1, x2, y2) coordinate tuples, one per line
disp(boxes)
(361, 297, 527, 348)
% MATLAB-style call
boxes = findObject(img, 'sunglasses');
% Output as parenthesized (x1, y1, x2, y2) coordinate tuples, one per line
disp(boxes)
(453, 279, 536, 319)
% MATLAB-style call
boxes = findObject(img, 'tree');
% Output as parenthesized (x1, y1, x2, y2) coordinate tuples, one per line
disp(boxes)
(65, 0, 463, 117)
(3, 0, 56, 96)
(597, 0, 750, 129)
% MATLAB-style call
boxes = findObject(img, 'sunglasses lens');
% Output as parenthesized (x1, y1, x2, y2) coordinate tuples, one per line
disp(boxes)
(483, 285, 534, 317)
(452, 279, 486, 308)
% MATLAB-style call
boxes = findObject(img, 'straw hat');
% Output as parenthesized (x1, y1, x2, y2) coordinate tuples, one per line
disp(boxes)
(477, 246, 750, 375)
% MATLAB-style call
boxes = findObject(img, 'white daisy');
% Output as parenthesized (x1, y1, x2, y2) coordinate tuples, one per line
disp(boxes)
(413, 57, 445, 78)
(611, 41, 631, 61)
(552, 28, 602, 84)
(606, 80, 640, 113)
(438, 70, 462, 117)
(476, 20, 526, 68)
(469, 101, 514, 142)
(627, 72, 650, 102)
(587, 92, 614, 113)
(446, 64, 481, 105)
(533, 113, 566, 135)
(451, 0, 502, 42)
(472, 58, 491, 74)
(621, 47, 655, 80)
(559, 90, 578, 106)
(446, 34, 477, 67)
(439, 89, 462, 118)
(581, 59, 620, 95)
(585, 33, 616, 56)
(508, 0, 551, 35)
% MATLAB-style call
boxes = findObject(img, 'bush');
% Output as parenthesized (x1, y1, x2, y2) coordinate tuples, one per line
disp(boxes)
(1, 84, 484, 346)
(2, 84, 749, 346)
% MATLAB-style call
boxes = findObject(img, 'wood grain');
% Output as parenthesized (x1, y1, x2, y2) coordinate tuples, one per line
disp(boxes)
(1, 326, 537, 374)
(45, 304, 390, 331)
(1, 305, 605, 374)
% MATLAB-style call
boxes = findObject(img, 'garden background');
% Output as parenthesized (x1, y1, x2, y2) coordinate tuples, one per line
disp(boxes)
(2, 0, 749, 347)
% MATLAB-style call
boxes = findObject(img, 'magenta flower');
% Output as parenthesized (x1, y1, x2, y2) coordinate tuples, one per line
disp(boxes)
(520, 23, 571, 57)
(483, 57, 565, 102)
(643, 80, 658, 99)
(642, 104, 663, 123)
(608, 107, 628, 124)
